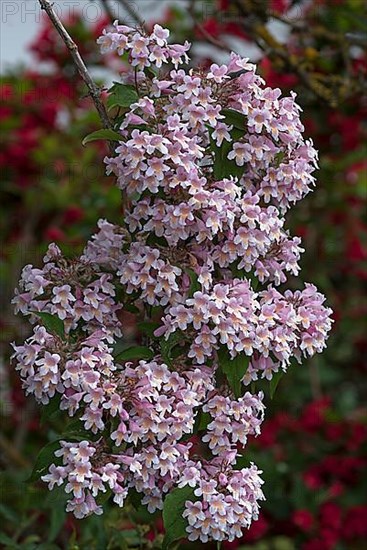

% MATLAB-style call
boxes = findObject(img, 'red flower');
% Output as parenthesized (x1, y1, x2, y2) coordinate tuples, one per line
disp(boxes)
(320, 502, 342, 531)
(271, 0, 291, 14)
(63, 206, 84, 225)
(324, 423, 344, 442)
(242, 514, 268, 542)
(342, 506, 367, 540)
(300, 398, 331, 432)
(292, 509, 314, 532)
(45, 227, 65, 242)
(303, 468, 323, 490)
(200, 18, 222, 38)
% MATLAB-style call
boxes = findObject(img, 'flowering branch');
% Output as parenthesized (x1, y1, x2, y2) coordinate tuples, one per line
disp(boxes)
(38, 0, 112, 132)
(12, 19, 333, 547)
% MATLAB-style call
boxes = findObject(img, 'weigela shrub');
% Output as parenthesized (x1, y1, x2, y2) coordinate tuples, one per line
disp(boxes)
(12, 22, 332, 545)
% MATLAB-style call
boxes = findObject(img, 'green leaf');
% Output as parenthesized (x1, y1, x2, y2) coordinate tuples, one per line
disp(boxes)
(210, 128, 246, 181)
(26, 440, 63, 483)
(160, 331, 183, 366)
(62, 419, 94, 440)
(137, 321, 161, 337)
(40, 394, 61, 425)
(162, 486, 195, 550)
(114, 345, 154, 362)
(47, 504, 66, 542)
(107, 83, 139, 110)
(222, 108, 247, 130)
(82, 129, 122, 146)
(193, 410, 211, 434)
(269, 369, 285, 399)
(30, 311, 65, 339)
(218, 347, 250, 398)
(123, 303, 140, 314)
(0, 533, 17, 548)
(185, 268, 201, 297)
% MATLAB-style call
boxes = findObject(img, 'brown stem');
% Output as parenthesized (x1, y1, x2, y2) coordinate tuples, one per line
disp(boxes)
(100, 0, 116, 22)
(116, 0, 146, 28)
(188, 0, 232, 53)
(38, 0, 113, 133)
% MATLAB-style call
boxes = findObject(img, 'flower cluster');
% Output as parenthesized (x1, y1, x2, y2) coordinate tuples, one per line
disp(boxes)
(40, 360, 215, 517)
(12, 20, 333, 546)
(159, 281, 332, 377)
(97, 22, 190, 68)
(12, 243, 122, 338)
(180, 459, 265, 543)
(11, 325, 115, 412)
(42, 440, 125, 518)
(202, 392, 265, 454)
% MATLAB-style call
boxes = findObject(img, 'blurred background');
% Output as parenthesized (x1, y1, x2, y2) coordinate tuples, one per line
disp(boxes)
(0, 1, 366, 549)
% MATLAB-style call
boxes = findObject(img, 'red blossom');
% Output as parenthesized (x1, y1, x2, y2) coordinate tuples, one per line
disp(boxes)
(292, 509, 314, 532)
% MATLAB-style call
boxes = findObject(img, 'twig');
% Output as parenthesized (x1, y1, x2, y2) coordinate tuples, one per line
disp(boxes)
(188, 0, 232, 53)
(194, 20, 232, 53)
(231, 0, 333, 104)
(100, 0, 116, 22)
(38, 0, 112, 133)
(116, 0, 146, 28)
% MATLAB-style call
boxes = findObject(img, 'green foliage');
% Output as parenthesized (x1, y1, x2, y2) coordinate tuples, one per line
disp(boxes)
(269, 369, 285, 399)
(218, 346, 250, 398)
(160, 331, 184, 366)
(82, 129, 123, 146)
(185, 268, 201, 297)
(107, 83, 139, 110)
(26, 440, 64, 483)
(29, 312, 65, 339)
(162, 486, 195, 549)
(114, 345, 155, 362)
(210, 127, 246, 180)
(40, 395, 62, 425)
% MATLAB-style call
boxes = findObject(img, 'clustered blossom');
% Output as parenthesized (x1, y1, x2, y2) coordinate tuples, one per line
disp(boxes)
(12, 243, 122, 338)
(180, 459, 265, 543)
(202, 392, 265, 454)
(40, 360, 215, 516)
(159, 281, 332, 378)
(12, 21, 333, 546)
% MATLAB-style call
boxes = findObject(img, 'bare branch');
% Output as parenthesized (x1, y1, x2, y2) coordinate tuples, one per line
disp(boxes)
(38, 0, 112, 132)
(232, 0, 334, 105)
(99, 0, 116, 22)
(116, 0, 146, 28)
(188, 0, 232, 53)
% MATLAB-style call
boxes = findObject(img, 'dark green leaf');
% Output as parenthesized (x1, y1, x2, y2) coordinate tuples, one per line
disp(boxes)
(269, 370, 285, 399)
(218, 347, 250, 398)
(26, 440, 63, 483)
(193, 410, 211, 434)
(160, 331, 183, 366)
(30, 312, 65, 339)
(40, 394, 62, 425)
(0, 533, 17, 548)
(185, 268, 201, 297)
(62, 419, 94, 441)
(123, 303, 140, 314)
(137, 321, 161, 337)
(107, 83, 138, 110)
(47, 504, 66, 542)
(210, 128, 246, 181)
(114, 345, 154, 362)
(82, 129, 123, 146)
(222, 108, 247, 130)
(162, 486, 195, 550)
